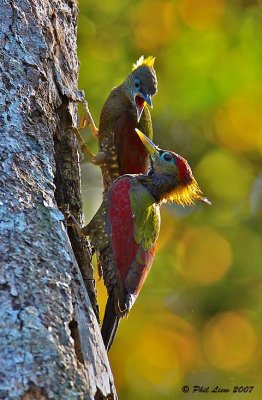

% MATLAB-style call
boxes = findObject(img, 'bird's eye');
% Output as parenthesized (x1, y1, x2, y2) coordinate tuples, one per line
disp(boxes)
(160, 152, 174, 163)
(134, 79, 140, 89)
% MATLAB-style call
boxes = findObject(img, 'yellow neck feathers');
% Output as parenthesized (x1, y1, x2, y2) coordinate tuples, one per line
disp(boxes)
(160, 178, 207, 206)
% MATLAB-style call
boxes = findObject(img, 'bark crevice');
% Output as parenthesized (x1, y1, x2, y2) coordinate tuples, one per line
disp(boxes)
(0, 0, 116, 398)
(69, 319, 85, 365)
(53, 100, 100, 321)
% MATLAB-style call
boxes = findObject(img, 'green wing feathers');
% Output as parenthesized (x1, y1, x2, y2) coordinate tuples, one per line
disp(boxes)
(130, 181, 161, 251)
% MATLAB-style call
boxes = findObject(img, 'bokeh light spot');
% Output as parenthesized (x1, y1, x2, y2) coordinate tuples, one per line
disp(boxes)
(179, 0, 225, 31)
(157, 208, 178, 251)
(78, 2, 262, 397)
(127, 326, 181, 390)
(203, 312, 257, 370)
(215, 85, 262, 153)
(125, 315, 200, 393)
(88, 35, 121, 61)
(177, 226, 232, 285)
(196, 150, 253, 204)
(132, 0, 177, 51)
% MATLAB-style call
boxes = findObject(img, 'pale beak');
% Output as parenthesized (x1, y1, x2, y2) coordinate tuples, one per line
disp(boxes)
(142, 93, 153, 108)
(135, 129, 159, 156)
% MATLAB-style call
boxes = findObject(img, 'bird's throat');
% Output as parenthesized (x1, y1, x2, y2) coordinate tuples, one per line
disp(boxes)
(138, 173, 204, 206)
(135, 96, 145, 121)
(159, 178, 204, 206)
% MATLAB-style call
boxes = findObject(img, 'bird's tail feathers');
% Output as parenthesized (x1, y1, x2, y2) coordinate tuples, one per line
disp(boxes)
(101, 295, 120, 352)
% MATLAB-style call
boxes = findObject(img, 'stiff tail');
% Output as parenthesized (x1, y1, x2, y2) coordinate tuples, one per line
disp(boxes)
(101, 294, 120, 352)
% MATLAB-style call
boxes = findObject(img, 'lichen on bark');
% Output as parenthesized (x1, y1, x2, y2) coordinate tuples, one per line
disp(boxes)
(0, 0, 116, 399)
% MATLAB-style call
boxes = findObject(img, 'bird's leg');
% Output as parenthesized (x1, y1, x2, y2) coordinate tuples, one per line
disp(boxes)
(72, 97, 113, 165)
(67, 213, 96, 256)
(62, 206, 96, 254)
(73, 126, 111, 166)
(61, 204, 86, 239)
(72, 98, 107, 163)
(72, 127, 96, 162)
(80, 99, 99, 138)
(71, 98, 112, 166)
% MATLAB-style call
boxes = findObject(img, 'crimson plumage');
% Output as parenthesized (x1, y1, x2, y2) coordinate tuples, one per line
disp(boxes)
(83, 130, 210, 351)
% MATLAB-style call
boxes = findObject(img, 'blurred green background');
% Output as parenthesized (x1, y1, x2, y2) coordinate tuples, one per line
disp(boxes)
(77, 1, 262, 398)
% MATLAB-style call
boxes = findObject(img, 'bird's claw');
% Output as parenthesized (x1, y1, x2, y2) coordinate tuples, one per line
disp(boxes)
(59, 204, 71, 221)
(72, 127, 110, 166)
(72, 127, 96, 161)
(61, 206, 85, 238)
(81, 99, 99, 138)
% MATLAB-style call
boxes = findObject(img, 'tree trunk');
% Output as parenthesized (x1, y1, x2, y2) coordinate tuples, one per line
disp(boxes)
(0, 0, 117, 399)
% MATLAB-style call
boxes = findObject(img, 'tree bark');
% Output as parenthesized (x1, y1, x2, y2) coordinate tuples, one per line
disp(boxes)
(0, 0, 117, 399)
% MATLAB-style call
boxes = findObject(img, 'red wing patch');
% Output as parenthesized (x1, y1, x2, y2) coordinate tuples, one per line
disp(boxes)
(108, 177, 140, 288)
(107, 177, 156, 298)
(107, 177, 156, 295)
(125, 246, 155, 296)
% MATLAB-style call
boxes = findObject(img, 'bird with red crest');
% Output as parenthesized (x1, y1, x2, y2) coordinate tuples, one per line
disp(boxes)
(82, 129, 211, 351)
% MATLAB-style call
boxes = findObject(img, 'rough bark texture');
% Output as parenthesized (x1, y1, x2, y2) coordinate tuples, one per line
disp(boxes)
(0, 0, 116, 399)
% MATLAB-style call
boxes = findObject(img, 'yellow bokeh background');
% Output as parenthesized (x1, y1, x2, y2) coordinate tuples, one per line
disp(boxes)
(177, 226, 232, 284)
(78, 1, 262, 398)
(202, 311, 257, 371)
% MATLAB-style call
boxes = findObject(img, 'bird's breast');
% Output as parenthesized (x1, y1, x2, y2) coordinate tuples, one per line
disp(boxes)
(115, 112, 149, 175)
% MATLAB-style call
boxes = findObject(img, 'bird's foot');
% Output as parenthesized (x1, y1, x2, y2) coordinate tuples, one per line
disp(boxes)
(61, 205, 86, 238)
(80, 99, 99, 138)
(72, 127, 96, 162)
(125, 293, 136, 316)
(59, 204, 71, 221)
(72, 127, 110, 166)
(116, 293, 136, 318)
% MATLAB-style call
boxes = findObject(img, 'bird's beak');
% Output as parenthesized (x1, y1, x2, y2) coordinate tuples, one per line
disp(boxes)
(135, 129, 159, 157)
(142, 93, 153, 108)
(134, 93, 153, 122)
